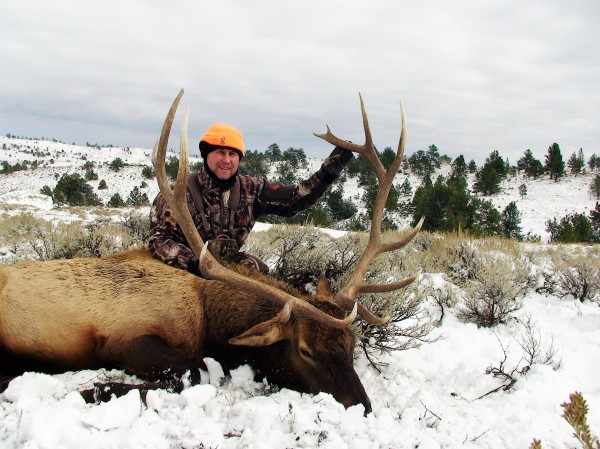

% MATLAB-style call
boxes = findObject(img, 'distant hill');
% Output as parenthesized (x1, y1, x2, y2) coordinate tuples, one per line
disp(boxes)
(0, 135, 597, 242)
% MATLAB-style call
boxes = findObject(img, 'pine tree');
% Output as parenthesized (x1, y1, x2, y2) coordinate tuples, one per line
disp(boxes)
(590, 203, 600, 236)
(473, 150, 508, 196)
(519, 183, 527, 198)
(379, 147, 396, 170)
(502, 201, 523, 240)
(450, 155, 468, 185)
(544, 143, 566, 182)
(588, 153, 600, 171)
(126, 187, 149, 206)
(326, 187, 357, 221)
(546, 213, 599, 243)
(426, 144, 441, 171)
(590, 174, 600, 200)
(567, 148, 585, 176)
(52, 173, 102, 206)
(517, 149, 544, 178)
(264, 143, 282, 162)
(108, 193, 125, 208)
(473, 164, 501, 196)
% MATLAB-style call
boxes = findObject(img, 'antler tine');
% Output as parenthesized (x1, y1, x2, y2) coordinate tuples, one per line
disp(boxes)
(315, 94, 423, 325)
(153, 90, 357, 329)
(151, 88, 205, 257)
(314, 93, 386, 183)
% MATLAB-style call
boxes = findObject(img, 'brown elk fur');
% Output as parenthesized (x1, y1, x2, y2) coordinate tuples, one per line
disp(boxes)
(0, 247, 371, 412)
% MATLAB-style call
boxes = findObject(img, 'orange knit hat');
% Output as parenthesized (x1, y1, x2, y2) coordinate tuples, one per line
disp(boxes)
(199, 123, 245, 159)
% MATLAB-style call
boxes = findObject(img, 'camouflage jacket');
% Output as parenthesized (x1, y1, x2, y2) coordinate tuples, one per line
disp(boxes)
(148, 167, 332, 271)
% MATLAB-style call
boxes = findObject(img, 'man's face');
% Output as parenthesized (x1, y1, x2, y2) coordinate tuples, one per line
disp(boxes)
(206, 148, 240, 180)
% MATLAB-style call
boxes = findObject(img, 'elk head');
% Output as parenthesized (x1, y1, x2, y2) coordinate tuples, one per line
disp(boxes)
(151, 89, 422, 413)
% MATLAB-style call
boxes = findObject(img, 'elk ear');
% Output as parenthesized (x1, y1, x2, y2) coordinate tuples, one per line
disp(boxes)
(229, 302, 292, 347)
(316, 276, 333, 299)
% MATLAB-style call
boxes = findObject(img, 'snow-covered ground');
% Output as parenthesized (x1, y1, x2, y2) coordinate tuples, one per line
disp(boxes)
(1, 136, 599, 449)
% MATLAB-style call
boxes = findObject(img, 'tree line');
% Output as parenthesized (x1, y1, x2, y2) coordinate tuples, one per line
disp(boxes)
(2, 139, 599, 243)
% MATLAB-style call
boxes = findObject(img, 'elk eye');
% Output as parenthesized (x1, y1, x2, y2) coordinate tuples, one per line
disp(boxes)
(300, 347, 313, 359)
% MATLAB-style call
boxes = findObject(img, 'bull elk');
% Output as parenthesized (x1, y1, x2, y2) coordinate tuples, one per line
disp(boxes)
(0, 89, 423, 413)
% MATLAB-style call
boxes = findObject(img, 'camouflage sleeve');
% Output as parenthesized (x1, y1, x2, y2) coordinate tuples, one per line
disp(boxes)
(255, 171, 331, 218)
(148, 193, 197, 271)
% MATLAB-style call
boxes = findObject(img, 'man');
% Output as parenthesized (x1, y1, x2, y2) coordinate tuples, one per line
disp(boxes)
(149, 123, 352, 275)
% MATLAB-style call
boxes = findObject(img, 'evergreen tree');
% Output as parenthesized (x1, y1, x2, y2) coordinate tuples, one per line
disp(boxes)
(449, 155, 468, 189)
(109, 157, 125, 172)
(590, 174, 600, 200)
(240, 149, 269, 178)
(487, 150, 509, 177)
(518, 183, 527, 198)
(165, 156, 179, 181)
(141, 166, 155, 179)
(282, 147, 307, 170)
(398, 178, 412, 197)
(544, 143, 566, 182)
(467, 159, 477, 173)
(410, 174, 499, 235)
(126, 186, 150, 206)
(52, 173, 102, 206)
(426, 144, 441, 171)
(590, 202, 600, 236)
(346, 154, 371, 178)
(517, 149, 544, 178)
(588, 153, 600, 171)
(546, 213, 599, 243)
(379, 147, 396, 170)
(502, 201, 523, 240)
(397, 178, 414, 218)
(325, 188, 357, 221)
(108, 193, 126, 208)
(473, 164, 502, 196)
(473, 150, 508, 196)
(407, 150, 430, 177)
(471, 198, 503, 237)
(567, 148, 585, 176)
(275, 160, 299, 184)
(264, 143, 282, 162)
(84, 169, 98, 181)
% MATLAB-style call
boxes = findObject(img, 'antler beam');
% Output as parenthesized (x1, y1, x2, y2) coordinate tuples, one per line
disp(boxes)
(314, 94, 424, 325)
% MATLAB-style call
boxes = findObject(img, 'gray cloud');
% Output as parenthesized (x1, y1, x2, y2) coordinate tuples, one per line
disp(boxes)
(1, 0, 598, 163)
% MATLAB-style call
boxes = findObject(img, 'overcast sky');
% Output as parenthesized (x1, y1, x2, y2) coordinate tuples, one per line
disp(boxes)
(1, 0, 599, 163)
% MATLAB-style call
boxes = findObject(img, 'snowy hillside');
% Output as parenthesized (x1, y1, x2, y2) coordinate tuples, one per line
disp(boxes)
(1, 135, 598, 242)
(1, 135, 599, 449)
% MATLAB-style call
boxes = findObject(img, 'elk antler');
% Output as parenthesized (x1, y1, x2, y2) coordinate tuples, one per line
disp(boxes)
(314, 94, 424, 325)
(151, 89, 357, 329)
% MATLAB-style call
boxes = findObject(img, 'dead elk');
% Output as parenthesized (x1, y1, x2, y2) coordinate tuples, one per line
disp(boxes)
(0, 90, 423, 413)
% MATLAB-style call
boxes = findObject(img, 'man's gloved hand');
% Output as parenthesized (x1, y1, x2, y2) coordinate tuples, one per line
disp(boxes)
(316, 147, 354, 183)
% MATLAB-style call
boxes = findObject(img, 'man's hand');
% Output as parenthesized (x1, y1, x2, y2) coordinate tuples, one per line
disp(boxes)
(317, 147, 354, 183)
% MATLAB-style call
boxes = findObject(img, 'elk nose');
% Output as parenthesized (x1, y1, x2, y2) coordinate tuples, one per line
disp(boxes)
(363, 398, 372, 415)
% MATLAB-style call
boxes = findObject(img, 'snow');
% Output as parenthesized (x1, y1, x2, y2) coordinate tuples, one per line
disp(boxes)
(1, 136, 599, 448)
